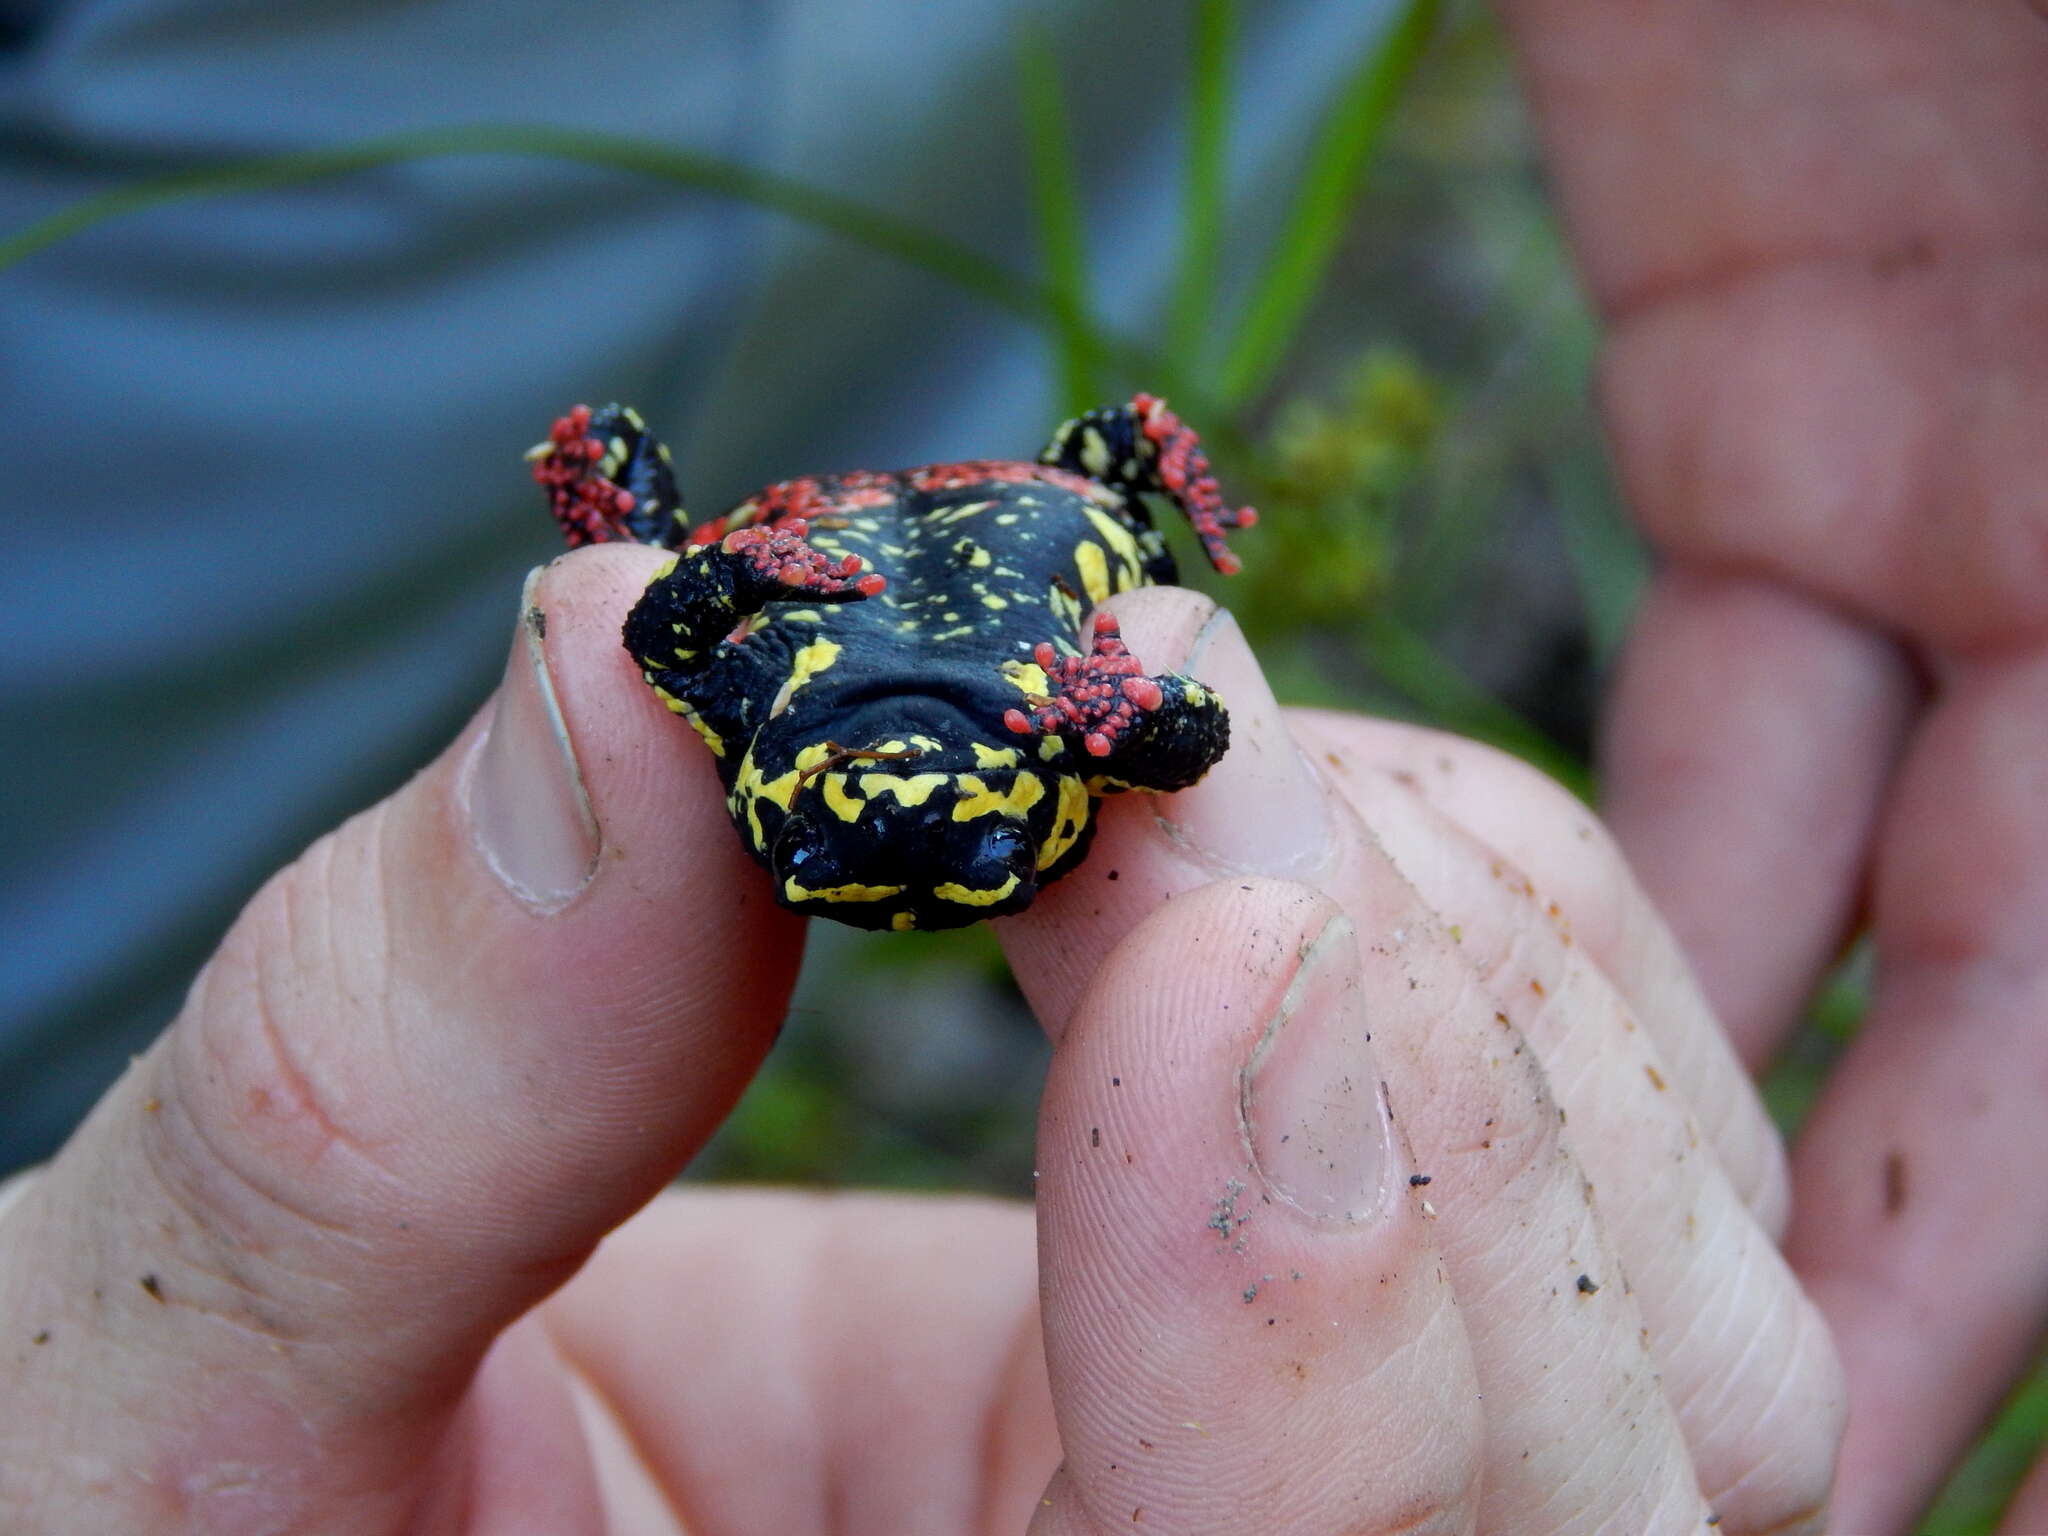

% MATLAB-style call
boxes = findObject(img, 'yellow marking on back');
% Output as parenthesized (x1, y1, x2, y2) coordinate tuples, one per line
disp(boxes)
(981, 592, 1010, 610)
(1082, 505, 1142, 567)
(651, 554, 680, 582)
(686, 714, 727, 757)
(908, 734, 945, 752)
(859, 771, 949, 807)
(1085, 773, 1143, 794)
(1037, 776, 1091, 870)
(1002, 661, 1051, 697)
(785, 877, 905, 904)
(954, 539, 993, 568)
(1075, 540, 1112, 604)
(935, 874, 1021, 907)
(822, 773, 865, 822)
(651, 685, 725, 756)
(1038, 735, 1066, 762)
(891, 910, 918, 932)
(972, 743, 1022, 769)
(731, 741, 834, 846)
(951, 772, 1045, 821)
(1079, 426, 1111, 476)
(768, 637, 843, 719)
(1048, 582, 1084, 631)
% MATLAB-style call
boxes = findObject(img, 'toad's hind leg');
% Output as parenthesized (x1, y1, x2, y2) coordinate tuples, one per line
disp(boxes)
(623, 520, 885, 688)
(1002, 612, 1228, 792)
(1038, 393, 1259, 576)
(531, 402, 689, 548)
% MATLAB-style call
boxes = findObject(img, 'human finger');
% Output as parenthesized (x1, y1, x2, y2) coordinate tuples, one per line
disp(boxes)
(1786, 649, 2048, 1534)
(1285, 712, 1840, 1530)
(1030, 880, 1483, 1535)
(1498, 0, 2048, 654)
(1599, 567, 1916, 1065)
(0, 544, 805, 1530)
(1006, 591, 1715, 1530)
(1290, 706, 1791, 1234)
(544, 1189, 1056, 1535)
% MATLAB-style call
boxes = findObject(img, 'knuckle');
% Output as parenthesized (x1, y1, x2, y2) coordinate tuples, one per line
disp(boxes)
(145, 845, 407, 1276)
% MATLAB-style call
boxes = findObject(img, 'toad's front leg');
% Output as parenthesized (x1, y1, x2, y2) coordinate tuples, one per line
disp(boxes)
(1003, 612, 1229, 792)
(623, 520, 884, 701)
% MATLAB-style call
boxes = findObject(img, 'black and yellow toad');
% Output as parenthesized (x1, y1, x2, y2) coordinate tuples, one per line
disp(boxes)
(532, 394, 1256, 931)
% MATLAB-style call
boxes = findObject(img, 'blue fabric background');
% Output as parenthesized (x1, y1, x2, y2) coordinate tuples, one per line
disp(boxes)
(0, 0, 1393, 1168)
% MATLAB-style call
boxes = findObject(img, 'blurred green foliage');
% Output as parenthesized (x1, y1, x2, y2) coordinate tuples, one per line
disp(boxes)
(1244, 349, 1444, 626)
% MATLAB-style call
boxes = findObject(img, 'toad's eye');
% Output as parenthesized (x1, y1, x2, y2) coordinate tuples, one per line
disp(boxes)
(978, 823, 1029, 861)
(953, 819, 1037, 891)
(775, 814, 831, 868)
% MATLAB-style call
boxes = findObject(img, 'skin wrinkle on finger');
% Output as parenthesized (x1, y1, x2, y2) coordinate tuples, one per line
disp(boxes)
(1343, 743, 1842, 1527)
(1033, 883, 1482, 1536)
(1599, 259, 2048, 651)
(1295, 695, 1817, 1424)
(1292, 708, 1795, 1234)
(0, 546, 812, 1532)
(1353, 897, 1708, 1533)
(1700, 1293, 1832, 1524)
(1406, 838, 1841, 1533)
(1008, 809, 1715, 1526)
(1500, 0, 2048, 650)
(1500, 2, 2048, 316)
(1497, 2, 2048, 1524)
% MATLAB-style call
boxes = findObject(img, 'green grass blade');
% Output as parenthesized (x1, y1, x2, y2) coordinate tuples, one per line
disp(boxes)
(1014, 25, 1104, 413)
(1923, 1361, 2048, 1535)
(1216, 0, 1440, 407)
(1168, 0, 1233, 381)
(1359, 610, 1592, 800)
(0, 122, 1048, 327)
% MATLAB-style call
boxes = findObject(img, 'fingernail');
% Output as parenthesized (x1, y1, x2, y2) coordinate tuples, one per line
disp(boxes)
(1241, 916, 1394, 1223)
(1162, 607, 1333, 876)
(465, 568, 600, 912)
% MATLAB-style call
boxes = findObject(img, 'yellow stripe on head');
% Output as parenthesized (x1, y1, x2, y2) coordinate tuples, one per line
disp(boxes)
(934, 874, 1021, 907)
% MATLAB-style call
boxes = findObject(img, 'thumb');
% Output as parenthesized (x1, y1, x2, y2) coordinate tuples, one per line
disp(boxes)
(0, 545, 802, 1528)
(1030, 879, 1482, 1535)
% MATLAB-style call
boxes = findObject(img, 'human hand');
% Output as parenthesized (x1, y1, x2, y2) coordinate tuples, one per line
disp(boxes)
(1000, 585, 1841, 1532)
(1498, 3, 2048, 1528)
(0, 554, 1837, 1533)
